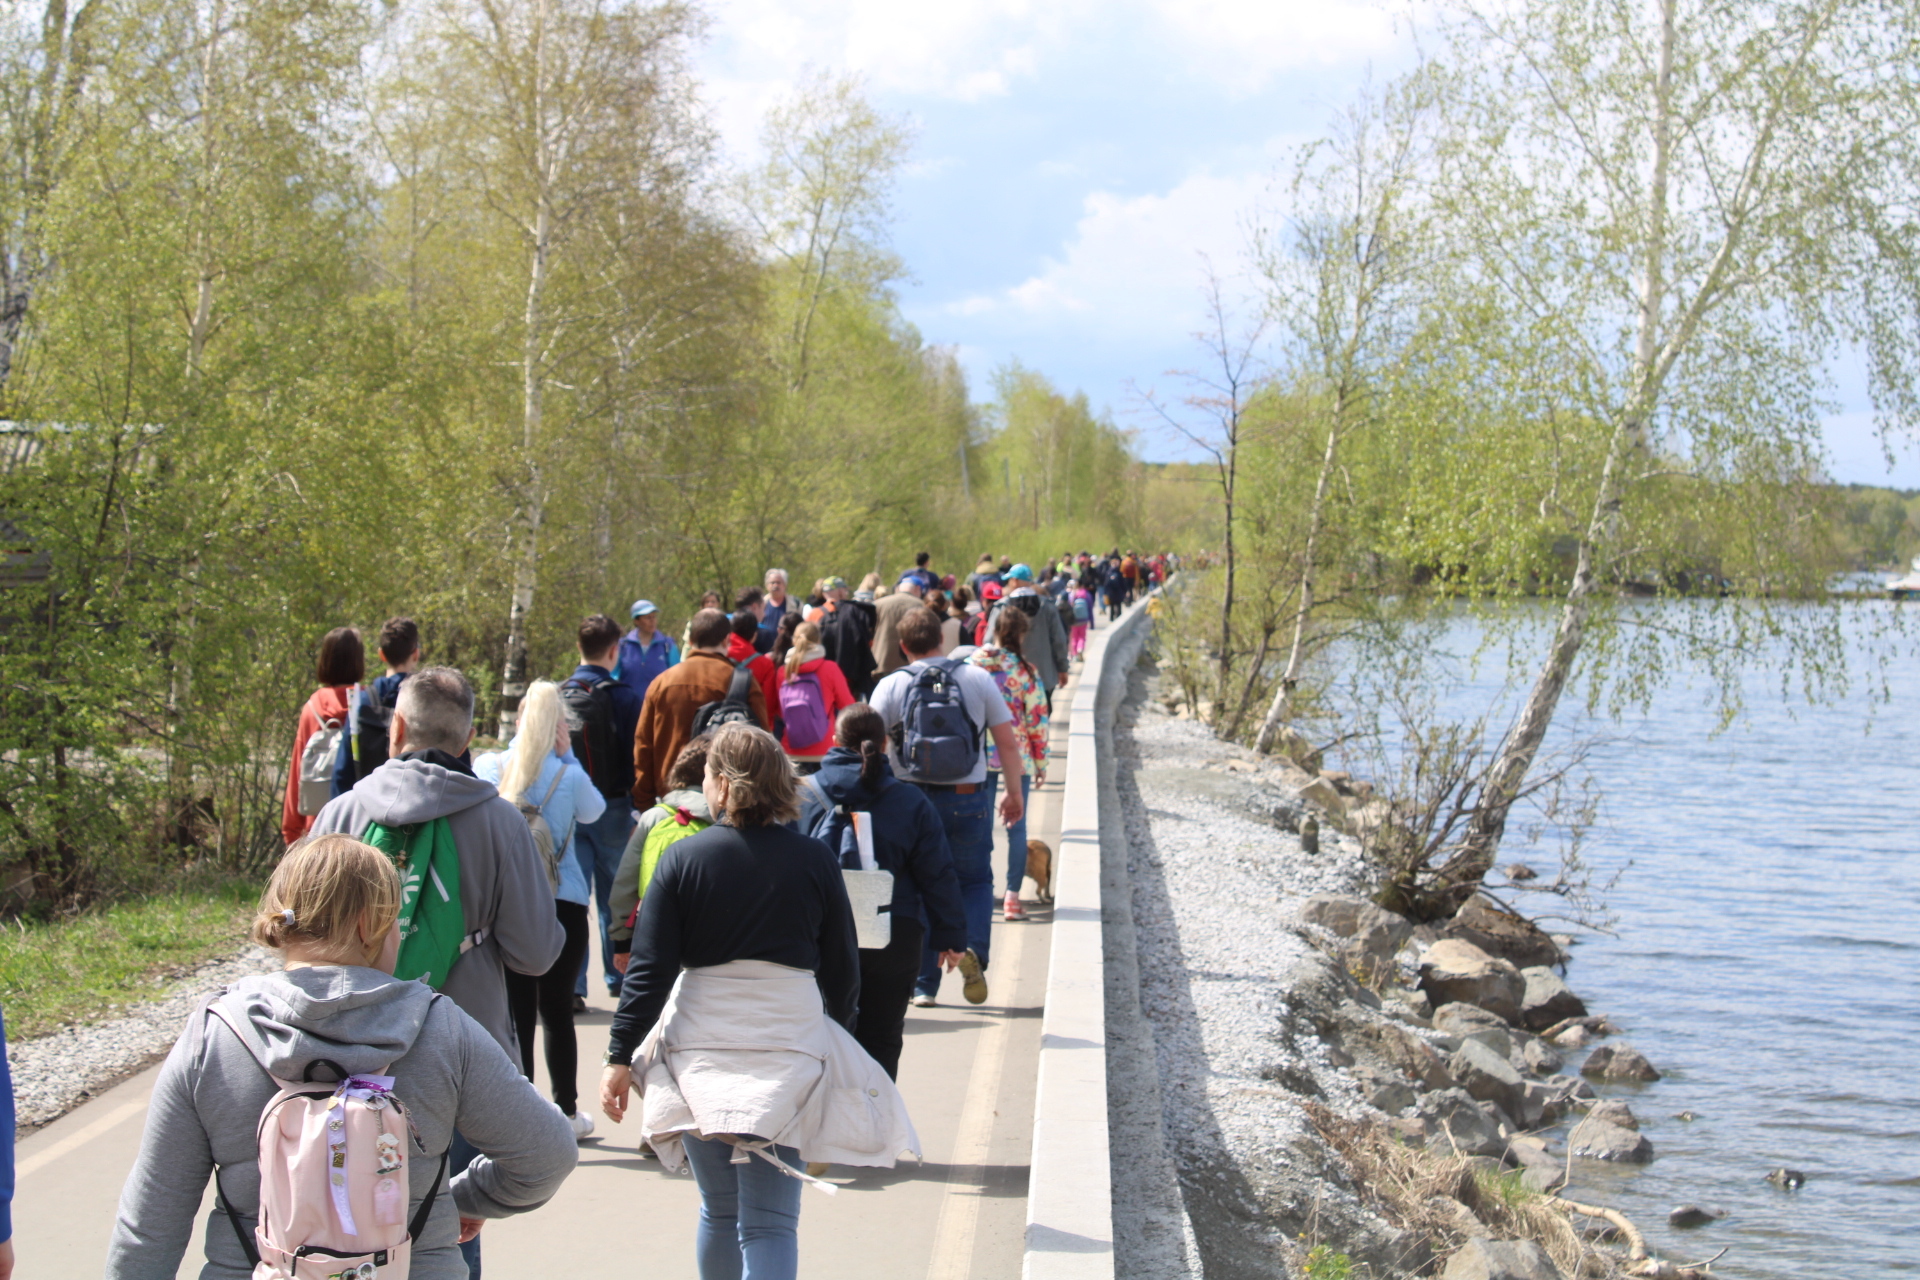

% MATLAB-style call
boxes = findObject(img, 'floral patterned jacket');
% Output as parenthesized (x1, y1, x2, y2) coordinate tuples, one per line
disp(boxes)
(965, 644, 1049, 780)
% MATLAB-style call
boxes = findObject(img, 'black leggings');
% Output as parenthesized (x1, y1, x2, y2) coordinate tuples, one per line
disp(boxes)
(507, 898, 591, 1115)
(854, 916, 927, 1081)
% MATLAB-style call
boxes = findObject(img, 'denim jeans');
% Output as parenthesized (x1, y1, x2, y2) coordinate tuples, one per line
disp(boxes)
(449, 1130, 482, 1278)
(986, 771, 1033, 892)
(573, 796, 634, 996)
(681, 1136, 804, 1280)
(913, 782, 994, 997)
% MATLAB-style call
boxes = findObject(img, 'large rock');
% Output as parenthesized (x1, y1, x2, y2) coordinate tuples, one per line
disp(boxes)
(1443, 895, 1568, 969)
(1519, 967, 1587, 1031)
(1369, 1080, 1418, 1115)
(1514, 1080, 1568, 1129)
(1521, 1037, 1564, 1077)
(1442, 1237, 1568, 1280)
(1569, 1116, 1655, 1163)
(1419, 939, 1525, 1024)
(1417, 1088, 1506, 1157)
(1581, 1043, 1662, 1082)
(1301, 894, 1413, 962)
(1270, 724, 1323, 773)
(1347, 1019, 1456, 1090)
(1435, 1003, 1514, 1058)
(1448, 1038, 1529, 1121)
(1586, 1098, 1639, 1131)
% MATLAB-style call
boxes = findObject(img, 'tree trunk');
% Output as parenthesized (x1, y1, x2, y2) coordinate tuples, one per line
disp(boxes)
(1256, 396, 1343, 753)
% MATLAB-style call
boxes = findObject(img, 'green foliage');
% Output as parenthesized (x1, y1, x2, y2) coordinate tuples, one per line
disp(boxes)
(1300, 1243, 1354, 1280)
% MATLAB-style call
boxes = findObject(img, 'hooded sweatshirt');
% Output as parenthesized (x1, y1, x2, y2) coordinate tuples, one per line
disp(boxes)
(800, 749, 968, 953)
(309, 756, 565, 1053)
(283, 685, 356, 846)
(726, 631, 783, 729)
(987, 588, 1072, 693)
(778, 651, 856, 759)
(105, 968, 577, 1280)
(606, 786, 714, 949)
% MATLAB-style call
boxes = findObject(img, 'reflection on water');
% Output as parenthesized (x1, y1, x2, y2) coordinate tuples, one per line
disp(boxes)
(1407, 604, 1918, 1278)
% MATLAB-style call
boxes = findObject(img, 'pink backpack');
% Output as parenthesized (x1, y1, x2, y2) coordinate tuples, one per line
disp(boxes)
(208, 1002, 445, 1280)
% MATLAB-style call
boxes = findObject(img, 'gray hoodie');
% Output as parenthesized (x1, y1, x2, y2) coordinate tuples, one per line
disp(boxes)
(310, 755, 565, 1052)
(106, 967, 577, 1280)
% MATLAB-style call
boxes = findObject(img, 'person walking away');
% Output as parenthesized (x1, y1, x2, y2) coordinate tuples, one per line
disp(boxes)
(333, 616, 423, 796)
(283, 627, 365, 847)
(106, 836, 577, 1280)
(871, 577, 924, 680)
(798, 705, 966, 1078)
(616, 600, 680, 703)
(631, 609, 768, 810)
(757, 569, 794, 653)
(309, 667, 565, 1280)
(1069, 582, 1093, 657)
(974, 578, 1004, 645)
(777, 620, 855, 771)
(726, 609, 783, 733)
(965, 610, 1049, 925)
(1102, 557, 1128, 621)
(818, 578, 879, 698)
(474, 681, 605, 1141)
(600, 725, 916, 1280)
(608, 736, 715, 976)
(869, 607, 1024, 1006)
(566, 615, 644, 1004)
(768, 611, 803, 666)
(967, 553, 999, 598)
(986, 564, 1071, 710)
(681, 591, 723, 653)
(902, 551, 939, 594)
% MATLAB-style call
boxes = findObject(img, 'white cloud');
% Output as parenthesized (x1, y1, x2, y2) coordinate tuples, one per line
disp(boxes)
(1145, 0, 1405, 95)
(953, 169, 1273, 337)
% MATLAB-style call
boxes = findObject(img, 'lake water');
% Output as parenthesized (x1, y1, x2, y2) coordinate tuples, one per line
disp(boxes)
(1401, 602, 1918, 1278)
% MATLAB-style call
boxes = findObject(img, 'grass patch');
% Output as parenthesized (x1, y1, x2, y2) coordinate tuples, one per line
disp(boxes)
(0, 874, 260, 1040)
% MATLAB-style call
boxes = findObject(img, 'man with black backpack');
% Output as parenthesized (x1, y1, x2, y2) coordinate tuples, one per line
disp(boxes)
(563, 614, 644, 1003)
(870, 606, 1025, 1007)
(630, 608, 768, 811)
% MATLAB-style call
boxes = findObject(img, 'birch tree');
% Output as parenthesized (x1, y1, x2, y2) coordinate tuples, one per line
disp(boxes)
(1410, 0, 1920, 907)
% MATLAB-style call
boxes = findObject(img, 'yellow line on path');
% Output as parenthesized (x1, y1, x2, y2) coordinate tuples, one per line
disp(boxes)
(17, 1098, 149, 1179)
(924, 916, 1027, 1280)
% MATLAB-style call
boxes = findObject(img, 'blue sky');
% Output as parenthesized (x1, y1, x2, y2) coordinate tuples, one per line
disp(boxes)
(695, 0, 1920, 488)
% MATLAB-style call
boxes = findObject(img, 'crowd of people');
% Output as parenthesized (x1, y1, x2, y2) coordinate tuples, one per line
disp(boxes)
(103, 547, 1171, 1280)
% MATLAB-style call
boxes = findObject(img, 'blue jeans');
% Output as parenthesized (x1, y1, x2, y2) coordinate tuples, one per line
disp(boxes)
(914, 783, 994, 996)
(449, 1130, 482, 1278)
(988, 771, 1033, 891)
(574, 796, 634, 996)
(681, 1136, 804, 1280)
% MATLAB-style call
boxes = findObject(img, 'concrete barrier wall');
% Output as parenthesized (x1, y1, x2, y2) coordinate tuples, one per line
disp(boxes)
(1023, 593, 1159, 1279)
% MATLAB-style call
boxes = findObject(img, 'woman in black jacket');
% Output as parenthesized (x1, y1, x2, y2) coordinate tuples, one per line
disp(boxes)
(798, 704, 969, 1079)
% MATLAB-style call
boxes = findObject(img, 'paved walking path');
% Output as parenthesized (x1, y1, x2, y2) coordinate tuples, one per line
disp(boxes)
(13, 680, 1081, 1279)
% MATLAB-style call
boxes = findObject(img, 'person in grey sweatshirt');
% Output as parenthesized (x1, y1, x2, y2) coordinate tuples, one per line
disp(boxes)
(106, 836, 577, 1280)
(310, 667, 564, 1054)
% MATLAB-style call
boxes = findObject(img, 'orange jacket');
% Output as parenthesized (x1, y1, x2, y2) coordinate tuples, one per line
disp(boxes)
(630, 651, 768, 808)
(282, 685, 355, 846)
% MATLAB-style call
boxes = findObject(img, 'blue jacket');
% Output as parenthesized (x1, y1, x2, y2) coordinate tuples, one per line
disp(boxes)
(798, 749, 968, 953)
(569, 662, 643, 798)
(615, 629, 679, 703)
(0, 1002, 12, 1242)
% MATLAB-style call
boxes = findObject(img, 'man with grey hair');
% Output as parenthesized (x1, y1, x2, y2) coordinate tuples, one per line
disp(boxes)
(311, 666, 565, 1052)
(756, 567, 792, 653)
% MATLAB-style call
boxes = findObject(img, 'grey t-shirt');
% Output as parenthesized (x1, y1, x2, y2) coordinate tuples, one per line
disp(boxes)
(870, 657, 1013, 785)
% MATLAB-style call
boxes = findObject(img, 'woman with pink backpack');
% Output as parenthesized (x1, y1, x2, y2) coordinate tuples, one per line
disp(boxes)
(775, 620, 855, 773)
(106, 835, 577, 1280)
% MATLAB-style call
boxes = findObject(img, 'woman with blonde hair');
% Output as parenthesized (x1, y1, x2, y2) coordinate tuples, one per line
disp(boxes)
(474, 680, 605, 1138)
(601, 723, 916, 1280)
(107, 835, 576, 1279)
(777, 620, 855, 771)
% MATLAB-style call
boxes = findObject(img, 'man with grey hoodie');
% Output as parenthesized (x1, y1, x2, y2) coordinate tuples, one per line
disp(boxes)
(310, 667, 565, 1054)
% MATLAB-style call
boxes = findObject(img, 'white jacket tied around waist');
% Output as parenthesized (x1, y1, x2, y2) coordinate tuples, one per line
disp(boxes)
(636, 959, 920, 1176)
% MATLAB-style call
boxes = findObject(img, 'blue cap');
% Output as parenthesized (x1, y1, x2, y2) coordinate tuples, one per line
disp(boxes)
(1007, 563, 1034, 582)
(630, 599, 658, 617)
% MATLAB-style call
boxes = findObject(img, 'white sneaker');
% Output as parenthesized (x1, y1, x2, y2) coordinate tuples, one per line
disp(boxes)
(569, 1111, 595, 1142)
(910, 992, 937, 1007)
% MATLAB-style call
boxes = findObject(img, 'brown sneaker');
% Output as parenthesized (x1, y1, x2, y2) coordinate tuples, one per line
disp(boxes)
(958, 948, 988, 1005)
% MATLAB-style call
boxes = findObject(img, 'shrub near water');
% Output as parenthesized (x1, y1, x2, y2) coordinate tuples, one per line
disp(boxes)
(0, 875, 257, 1039)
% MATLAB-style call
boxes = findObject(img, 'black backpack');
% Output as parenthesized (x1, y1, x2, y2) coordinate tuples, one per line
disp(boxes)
(331, 688, 392, 796)
(890, 658, 981, 783)
(691, 660, 758, 736)
(561, 675, 625, 798)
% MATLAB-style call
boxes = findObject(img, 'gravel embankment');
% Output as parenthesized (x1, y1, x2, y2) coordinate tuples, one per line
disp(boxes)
(1113, 658, 1410, 1277)
(11, 946, 278, 1129)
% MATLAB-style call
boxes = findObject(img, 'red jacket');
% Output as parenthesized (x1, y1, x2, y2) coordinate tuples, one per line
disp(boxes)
(777, 656, 856, 758)
(283, 685, 355, 846)
(726, 634, 782, 731)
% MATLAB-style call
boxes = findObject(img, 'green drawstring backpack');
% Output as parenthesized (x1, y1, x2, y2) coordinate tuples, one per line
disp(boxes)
(361, 817, 487, 988)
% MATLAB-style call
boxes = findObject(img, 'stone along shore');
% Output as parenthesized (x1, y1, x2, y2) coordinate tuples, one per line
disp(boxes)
(1114, 654, 1687, 1280)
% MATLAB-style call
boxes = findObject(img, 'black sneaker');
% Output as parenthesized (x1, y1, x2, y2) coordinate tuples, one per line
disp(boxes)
(571, 994, 588, 1014)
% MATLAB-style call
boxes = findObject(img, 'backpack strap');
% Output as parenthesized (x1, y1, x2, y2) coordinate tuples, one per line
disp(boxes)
(726, 658, 754, 703)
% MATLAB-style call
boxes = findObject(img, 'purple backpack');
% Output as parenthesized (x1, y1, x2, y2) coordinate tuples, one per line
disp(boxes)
(779, 669, 831, 745)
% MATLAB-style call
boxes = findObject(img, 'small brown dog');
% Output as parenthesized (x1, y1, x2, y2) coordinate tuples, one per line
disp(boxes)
(1025, 839, 1054, 903)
